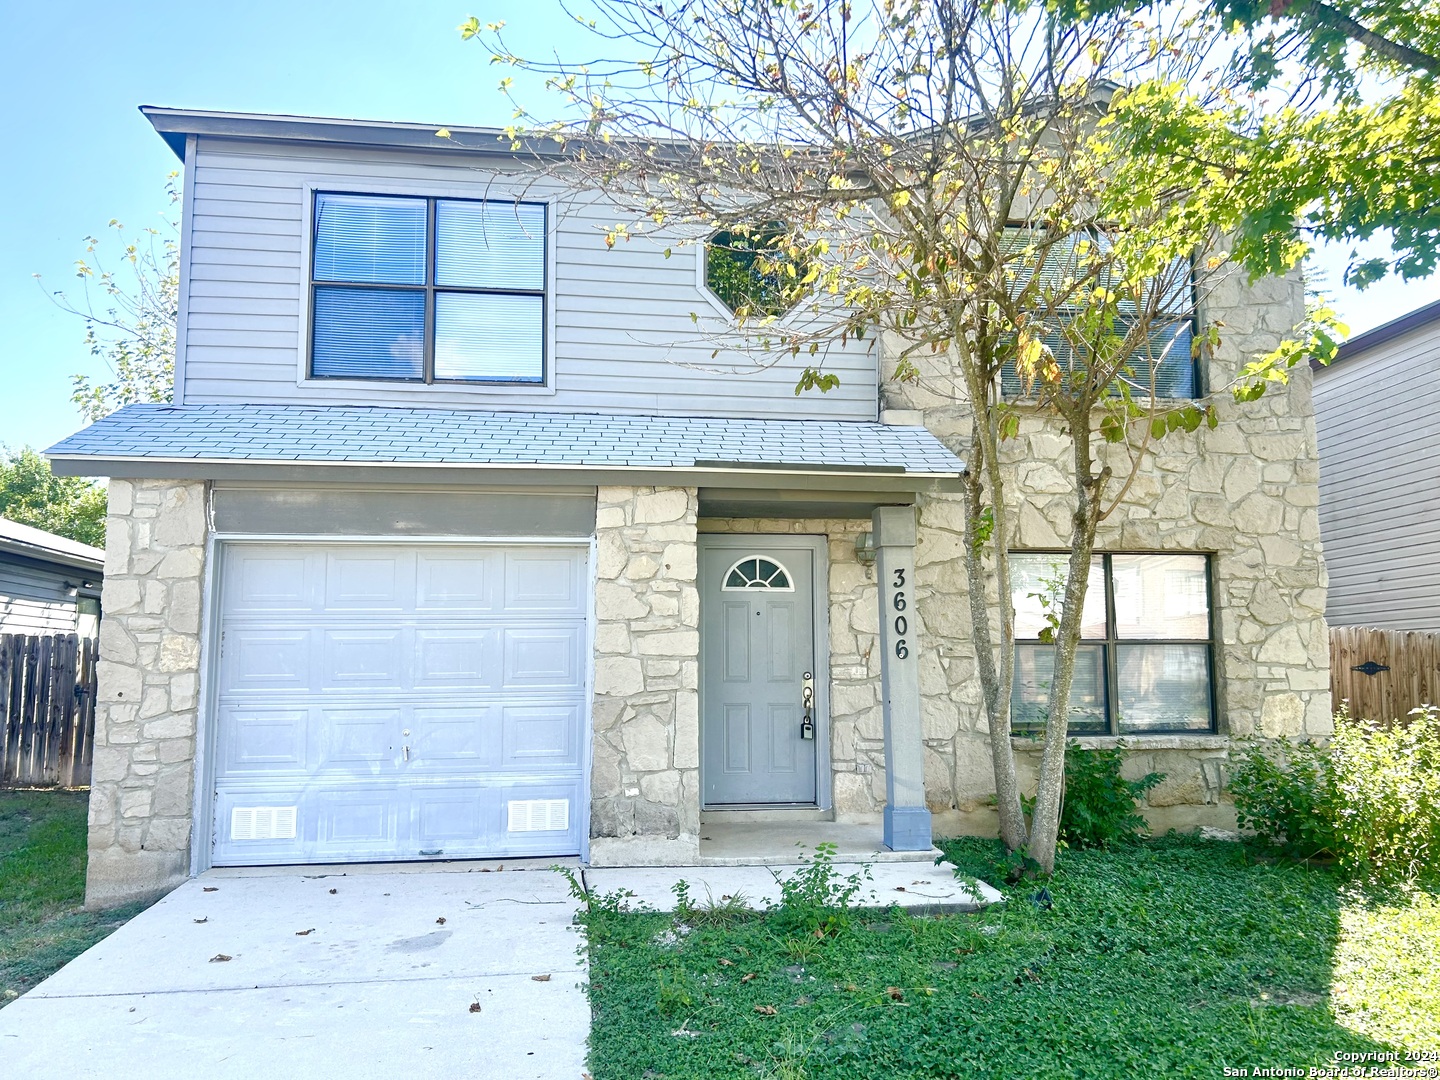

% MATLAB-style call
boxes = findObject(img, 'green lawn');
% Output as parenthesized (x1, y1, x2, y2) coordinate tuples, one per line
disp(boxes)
(582, 836, 1440, 1079)
(0, 789, 145, 1006)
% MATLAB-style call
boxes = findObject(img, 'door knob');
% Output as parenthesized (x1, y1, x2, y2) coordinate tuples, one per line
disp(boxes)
(801, 671, 815, 740)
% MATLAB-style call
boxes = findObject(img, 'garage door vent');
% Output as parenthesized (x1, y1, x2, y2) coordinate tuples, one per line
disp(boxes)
(507, 798, 569, 833)
(231, 805, 298, 841)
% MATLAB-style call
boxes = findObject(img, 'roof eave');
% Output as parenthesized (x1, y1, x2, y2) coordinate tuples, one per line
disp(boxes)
(139, 105, 565, 164)
(46, 454, 964, 493)
(0, 537, 104, 575)
(1316, 297, 1440, 371)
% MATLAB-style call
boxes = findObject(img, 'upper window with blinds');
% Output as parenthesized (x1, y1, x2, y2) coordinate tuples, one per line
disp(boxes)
(998, 225, 1199, 400)
(309, 192, 547, 384)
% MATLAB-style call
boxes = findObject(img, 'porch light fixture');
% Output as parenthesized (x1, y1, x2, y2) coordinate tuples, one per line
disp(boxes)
(854, 531, 877, 565)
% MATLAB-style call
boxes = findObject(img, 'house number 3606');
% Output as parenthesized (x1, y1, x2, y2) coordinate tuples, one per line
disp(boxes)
(892, 567, 911, 659)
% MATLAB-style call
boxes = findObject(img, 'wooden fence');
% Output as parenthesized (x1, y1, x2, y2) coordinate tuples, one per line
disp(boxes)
(1330, 625, 1440, 725)
(0, 633, 98, 787)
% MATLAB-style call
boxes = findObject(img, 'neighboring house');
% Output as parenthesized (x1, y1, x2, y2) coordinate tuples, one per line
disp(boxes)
(46, 108, 1331, 907)
(1314, 299, 1440, 632)
(0, 517, 103, 637)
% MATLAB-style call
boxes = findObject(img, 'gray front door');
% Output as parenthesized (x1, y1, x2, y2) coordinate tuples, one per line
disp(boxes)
(700, 541, 817, 806)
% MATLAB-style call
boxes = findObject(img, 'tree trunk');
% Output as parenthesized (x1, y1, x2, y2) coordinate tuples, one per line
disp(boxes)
(961, 445, 1028, 851)
(1026, 420, 1105, 874)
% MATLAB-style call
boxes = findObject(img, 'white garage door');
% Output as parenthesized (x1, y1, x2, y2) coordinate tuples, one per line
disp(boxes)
(210, 543, 589, 866)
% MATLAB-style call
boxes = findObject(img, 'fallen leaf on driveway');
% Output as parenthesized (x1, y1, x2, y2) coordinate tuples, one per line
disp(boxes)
(209, 954, 232, 963)
(468, 1002, 482, 1014)
(435, 917, 446, 925)
(295, 928, 315, 936)
(754, 1005, 778, 1016)
(193, 917, 207, 924)
(202, 887, 218, 893)
(531, 974, 551, 982)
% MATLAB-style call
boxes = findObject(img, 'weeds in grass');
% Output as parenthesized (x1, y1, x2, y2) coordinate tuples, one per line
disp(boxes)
(581, 835, 1436, 1080)
(769, 842, 871, 936)
(555, 864, 641, 916)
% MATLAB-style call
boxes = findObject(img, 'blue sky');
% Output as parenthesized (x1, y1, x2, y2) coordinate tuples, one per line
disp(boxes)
(1, 1, 1436, 453)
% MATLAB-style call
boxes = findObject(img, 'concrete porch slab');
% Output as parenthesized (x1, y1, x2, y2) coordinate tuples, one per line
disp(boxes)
(698, 819, 942, 865)
(0, 863, 589, 1080)
(583, 859, 1003, 915)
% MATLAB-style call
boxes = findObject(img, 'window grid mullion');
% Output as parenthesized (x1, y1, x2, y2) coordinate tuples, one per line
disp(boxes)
(1103, 553, 1119, 736)
(424, 197, 437, 384)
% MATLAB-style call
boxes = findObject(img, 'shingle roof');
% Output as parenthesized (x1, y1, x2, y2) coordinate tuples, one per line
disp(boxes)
(0, 517, 105, 571)
(46, 404, 965, 475)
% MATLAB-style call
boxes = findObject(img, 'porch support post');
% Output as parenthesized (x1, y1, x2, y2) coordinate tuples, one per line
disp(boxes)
(873, 505, 932, 851)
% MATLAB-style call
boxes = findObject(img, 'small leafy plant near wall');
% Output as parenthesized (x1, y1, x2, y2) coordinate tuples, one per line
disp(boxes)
(1054, 741, 1164, 849)
(1229, 705, 1440, 884)
(1007, 743, 1162, 880)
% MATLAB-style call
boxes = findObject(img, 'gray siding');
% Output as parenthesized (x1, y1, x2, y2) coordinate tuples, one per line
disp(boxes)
(0, 560, 80, 634)
(1314, 319, 1440, 631)
(180, 138, 879, 420)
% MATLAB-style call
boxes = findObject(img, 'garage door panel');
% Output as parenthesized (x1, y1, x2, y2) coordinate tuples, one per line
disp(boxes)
(503, 626, 584, 688)
(500, 782, 583, 856)
(502, 704, 581, 768)
(214, 792, 306, 862)
(222, 629, 312, 692)
(321, 708, 399, 767)
(414, 629, 498, 688)
(321, 629, 407, 687)
(321, 793, 400, 847)
(325, 550, 411, 610)
(220, 707, 309, 772)
(227, 550, 317, 612)
(415, 789, 493, 848)
(212, 542, 588, 866)
(504, 552, 584, 612)
(410, 705, 494, 767)
(417, 552, 496, 610)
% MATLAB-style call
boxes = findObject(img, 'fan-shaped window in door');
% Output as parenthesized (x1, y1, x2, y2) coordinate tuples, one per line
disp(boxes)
(722, 556, 794, 591)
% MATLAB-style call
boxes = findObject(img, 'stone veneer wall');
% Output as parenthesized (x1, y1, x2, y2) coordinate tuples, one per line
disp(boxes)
(87, 479, 207, 907)
(876, 268, 1331, 834)
(588, 485, 703, 865)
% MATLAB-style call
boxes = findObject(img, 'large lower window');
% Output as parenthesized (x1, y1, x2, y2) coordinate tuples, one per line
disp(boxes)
(1011, 552, 1215, 735)
(310, 192, 546, 384)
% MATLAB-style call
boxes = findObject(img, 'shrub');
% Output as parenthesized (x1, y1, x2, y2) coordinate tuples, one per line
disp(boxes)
(1229, 705, 1440, 883)
(1056, 742, 1164, 848)
(1228, 738, 1342, 861)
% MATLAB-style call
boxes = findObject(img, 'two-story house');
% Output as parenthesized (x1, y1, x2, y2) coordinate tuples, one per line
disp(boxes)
(47, 108, 1332, 908)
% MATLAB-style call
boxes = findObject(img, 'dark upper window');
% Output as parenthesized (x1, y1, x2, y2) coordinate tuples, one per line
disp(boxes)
(310, 192, 546, 384)
(999, 225, 1200, 399)
(704, 223, 806, 318)
(1010, 552, 1215, 736)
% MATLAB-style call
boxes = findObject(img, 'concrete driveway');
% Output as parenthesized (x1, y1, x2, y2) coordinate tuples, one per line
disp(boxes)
(0, 863, 588, 1080)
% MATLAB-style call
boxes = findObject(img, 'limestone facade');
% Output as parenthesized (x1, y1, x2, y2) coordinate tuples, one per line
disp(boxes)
(874, 267, 1331, 832)
(83, 267, 1327, 901)
(588, 485, 703, 865)
(86, 478, 207, 908)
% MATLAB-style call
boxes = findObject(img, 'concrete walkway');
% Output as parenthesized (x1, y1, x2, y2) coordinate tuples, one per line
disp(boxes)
(585, 858, 1003, 914)
(0, 863, 588, 1080)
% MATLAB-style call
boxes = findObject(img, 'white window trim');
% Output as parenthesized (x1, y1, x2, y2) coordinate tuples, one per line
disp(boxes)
(297, 178, 560, 396)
